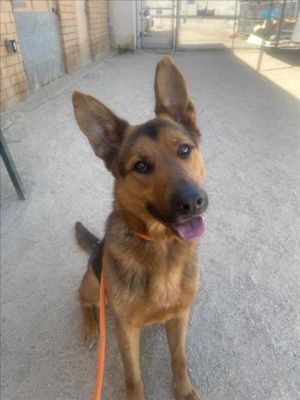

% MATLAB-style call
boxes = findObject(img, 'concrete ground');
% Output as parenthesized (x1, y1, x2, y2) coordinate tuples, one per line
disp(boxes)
(1, 51, 299, 400)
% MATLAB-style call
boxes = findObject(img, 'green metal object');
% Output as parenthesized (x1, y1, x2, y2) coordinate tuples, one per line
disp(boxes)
(0, 129, 26, 200)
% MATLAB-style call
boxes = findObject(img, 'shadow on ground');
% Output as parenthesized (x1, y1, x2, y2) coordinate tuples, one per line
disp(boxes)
(264, 48, 300, 68)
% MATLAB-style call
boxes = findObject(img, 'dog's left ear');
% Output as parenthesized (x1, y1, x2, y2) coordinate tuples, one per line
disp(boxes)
(154, 56, 200, 143)
(72, 91, 129, 172)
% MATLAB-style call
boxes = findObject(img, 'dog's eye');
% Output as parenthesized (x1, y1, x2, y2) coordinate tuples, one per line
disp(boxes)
(178, 144, 192, 158)
(133, 161, 151, 174)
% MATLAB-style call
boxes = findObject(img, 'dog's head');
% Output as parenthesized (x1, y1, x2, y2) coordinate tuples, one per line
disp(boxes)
(72, 57, 208, 242)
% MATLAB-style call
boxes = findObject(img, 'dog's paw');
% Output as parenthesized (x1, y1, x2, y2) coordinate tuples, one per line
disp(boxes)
(83, 321, 98, 348)
(175, 386, 201, 400)
(126, 381, 145, 400)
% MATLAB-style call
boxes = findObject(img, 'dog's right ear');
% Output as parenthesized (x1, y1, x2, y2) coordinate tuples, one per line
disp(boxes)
(72, 91, 129, 170)
(154, 56, 200, 144)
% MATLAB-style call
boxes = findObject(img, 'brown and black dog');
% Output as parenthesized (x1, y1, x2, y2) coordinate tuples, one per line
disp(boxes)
(72, 56, 208, 400)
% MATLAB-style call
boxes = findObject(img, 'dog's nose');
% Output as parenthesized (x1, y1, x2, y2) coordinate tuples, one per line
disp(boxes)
(171, 186, 208, 216)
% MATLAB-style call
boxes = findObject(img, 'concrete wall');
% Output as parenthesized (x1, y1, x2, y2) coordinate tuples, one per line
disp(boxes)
(109, 0, 136, 50)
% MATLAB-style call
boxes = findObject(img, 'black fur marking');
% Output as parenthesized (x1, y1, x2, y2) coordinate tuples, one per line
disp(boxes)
(182, 262, 196, 281)
(127, 119, 173, 147)
(118, 159, 127, 177)
(134, 120, 165, 141)
(111, 258, 149, 291)
(118, 118, 199, 177)
(75, 221, 101, 253)
(131, 119, 199, 148)
(181, 262, 197, 290)
(89, 239, 105, 281)
(147, 204, 176, 225)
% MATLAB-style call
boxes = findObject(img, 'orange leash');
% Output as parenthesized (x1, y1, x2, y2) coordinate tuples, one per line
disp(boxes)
(92, 270, 106, 400)
(92, 231, 151, 399)
(133, 231, 153, 241)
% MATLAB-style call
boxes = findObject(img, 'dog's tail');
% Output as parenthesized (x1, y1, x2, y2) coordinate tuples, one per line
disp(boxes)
(75, 221, 101, 254)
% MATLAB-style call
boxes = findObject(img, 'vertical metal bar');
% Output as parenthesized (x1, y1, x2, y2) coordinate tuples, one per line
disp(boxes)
(257, 39, 265, 71)
(172, 0, 176, 50)
(0, 130, 26, 200)
(257, 0, 273, 71)
(275, 0, 287, 48)
(135, 0, 138, 49)
(135, 0, 140, 49)
(295, 0, 299, 19)
(140, 0, 143, 49)
(175, 0, 180, 50)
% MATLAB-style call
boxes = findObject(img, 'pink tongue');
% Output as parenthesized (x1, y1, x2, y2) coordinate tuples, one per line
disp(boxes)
(173, 216, 205, 243)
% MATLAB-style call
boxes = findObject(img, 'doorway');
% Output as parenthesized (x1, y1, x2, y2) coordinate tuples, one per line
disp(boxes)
(137, 0, 176, 49)
(14, 10, 65, 91)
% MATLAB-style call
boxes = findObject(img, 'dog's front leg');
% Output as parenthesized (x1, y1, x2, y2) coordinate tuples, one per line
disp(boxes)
(116, 320, 144, 400)
(165, 311, 201, 400)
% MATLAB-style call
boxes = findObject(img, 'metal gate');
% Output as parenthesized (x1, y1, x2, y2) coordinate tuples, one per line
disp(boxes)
(137, 0, 300, 50)
(177, 0, 238, 49)
(137, 0, 176, 49)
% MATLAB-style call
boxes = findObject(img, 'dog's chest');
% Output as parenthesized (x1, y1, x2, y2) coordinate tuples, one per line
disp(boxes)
(148, 269, 183, 310)
(106, 240, 199, 325)
(132, 269, 197, 327)
(137, 257, 199, 325)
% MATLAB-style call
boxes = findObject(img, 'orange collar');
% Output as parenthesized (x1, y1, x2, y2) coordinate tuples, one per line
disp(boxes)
(133, 231, 154, 241)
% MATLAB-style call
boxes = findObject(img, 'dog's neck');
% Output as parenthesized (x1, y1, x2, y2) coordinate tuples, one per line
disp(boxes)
(113, 202, 177, 243)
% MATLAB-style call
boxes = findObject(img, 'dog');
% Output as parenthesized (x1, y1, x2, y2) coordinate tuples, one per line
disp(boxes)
(72, 56, 208, 400)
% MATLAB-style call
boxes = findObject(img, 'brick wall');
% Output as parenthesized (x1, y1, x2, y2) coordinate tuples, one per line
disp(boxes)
(0, 0, 28, 111)
(58, 0, 110, 72)
(87, 0, 110, 58)
(12, 0, 55, 12)
(57, 0, 81, 73)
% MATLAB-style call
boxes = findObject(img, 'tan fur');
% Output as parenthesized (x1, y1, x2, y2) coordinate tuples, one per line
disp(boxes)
(72, 57, 206, 400)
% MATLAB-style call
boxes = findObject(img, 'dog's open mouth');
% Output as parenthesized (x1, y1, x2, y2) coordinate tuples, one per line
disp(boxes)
(172, 215, 205, 243)
(147, 205, 206, 243)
